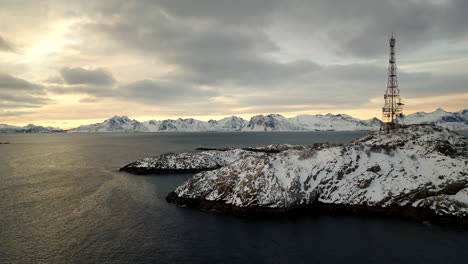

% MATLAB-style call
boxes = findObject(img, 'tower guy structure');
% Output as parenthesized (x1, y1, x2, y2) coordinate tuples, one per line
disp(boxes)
(382, 34, 404, 131)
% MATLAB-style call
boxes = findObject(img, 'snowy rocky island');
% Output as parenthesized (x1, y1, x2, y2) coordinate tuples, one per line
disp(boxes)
(121, 125, 468, 226)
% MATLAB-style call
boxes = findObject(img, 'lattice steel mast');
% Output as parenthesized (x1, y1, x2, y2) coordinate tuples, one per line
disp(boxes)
(382, 33, 404, 131)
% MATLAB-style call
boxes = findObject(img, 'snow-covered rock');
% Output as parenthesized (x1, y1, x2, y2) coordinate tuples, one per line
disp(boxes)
(142, 116, 247, 132)
(68, 116, 148, 132)
(120, 144, 305, 174)
(146, 118, 212, 132)
(122, 124, 468, 225)
(290, 114, 381, 131)
(142, 120, 161, 132)
(208, 116, 247, 131)
(0, 124, 64, 133)
(398, 108, 468, 131)
(241, 114, 301, 131)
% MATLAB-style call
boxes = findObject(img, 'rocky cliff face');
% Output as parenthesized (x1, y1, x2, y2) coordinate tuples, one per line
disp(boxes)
(121, 125, 468, 226)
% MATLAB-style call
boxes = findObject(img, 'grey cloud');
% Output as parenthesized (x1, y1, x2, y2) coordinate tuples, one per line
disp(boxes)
(0, 35, 13, 51)
(176, 57, 321, 86)
(236, 63, 468, 109)
(152, 0, 282, 25)
(0, 73, 48, 111)
(0, 110, 33, 117)
(85, 8, 321, 87)
(279, 0, 468, 58)
(0, 101, 44, 109)
(399, 72, 468, 97)
(0, 73, 43, 92)
(84, 0, 468, 60)
(305, 64, 386, 83)
(119, 79, 217, 105)
(46, 76, 217, 106)
(48, 84, 115, 97)
(0, 93, 49, 105)
(44, 75, 65, 84)
(60, 67, 116, 85)
(81, 0, 468, 95)
(0, 92, 49, 109)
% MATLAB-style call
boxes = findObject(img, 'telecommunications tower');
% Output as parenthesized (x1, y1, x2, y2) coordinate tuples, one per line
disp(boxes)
(382, 33, 404, 131)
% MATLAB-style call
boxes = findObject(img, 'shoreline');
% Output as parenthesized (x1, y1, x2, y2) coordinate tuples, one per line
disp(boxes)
(119, 166, 221, 175)
(166, 192, 468, 228)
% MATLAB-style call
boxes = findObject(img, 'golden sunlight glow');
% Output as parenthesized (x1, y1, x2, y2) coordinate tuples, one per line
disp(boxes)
(26, 20, 77, 59)
(17, 19, 81, 80)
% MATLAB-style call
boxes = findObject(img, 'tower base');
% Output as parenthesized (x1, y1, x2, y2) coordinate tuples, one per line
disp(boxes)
(382, 122, 399, 132)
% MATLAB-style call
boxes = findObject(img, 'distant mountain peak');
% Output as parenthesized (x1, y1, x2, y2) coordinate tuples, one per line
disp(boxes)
(397, 108, 467, 130)
(109, 115, 131, 121)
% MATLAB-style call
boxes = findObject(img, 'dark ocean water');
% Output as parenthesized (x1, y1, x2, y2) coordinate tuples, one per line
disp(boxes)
(1, 131, 467, 264)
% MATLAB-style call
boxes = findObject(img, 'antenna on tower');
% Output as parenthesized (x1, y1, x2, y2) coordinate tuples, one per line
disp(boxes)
(382, 34, 404, 132)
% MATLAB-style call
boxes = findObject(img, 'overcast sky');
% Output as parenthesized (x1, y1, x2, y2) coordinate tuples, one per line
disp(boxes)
(0, 0, 467, 128)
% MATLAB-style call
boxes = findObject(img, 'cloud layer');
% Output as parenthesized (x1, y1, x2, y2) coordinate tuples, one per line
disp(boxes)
(0, 73, 49, 116)
(60, 67, 116, 86)
(0, 0, 467, 126)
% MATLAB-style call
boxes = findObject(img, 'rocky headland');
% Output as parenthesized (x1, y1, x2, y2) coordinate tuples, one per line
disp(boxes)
(121, 125, 468, 226)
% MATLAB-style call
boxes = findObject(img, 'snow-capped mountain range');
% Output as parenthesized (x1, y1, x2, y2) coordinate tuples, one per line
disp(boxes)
(67, 114, 382, 133)
(67, 108, 468, 132)
(1, 108, 467, 133)
(0, 124, 64, 133)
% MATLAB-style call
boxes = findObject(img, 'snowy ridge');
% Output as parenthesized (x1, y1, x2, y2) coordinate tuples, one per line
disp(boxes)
(398, 108, 468, 131)
(0, 124, 64, 133)
(121, 149, 262, 174)
(240, 113, 382, 131)
(120, 144, 304, 174)
(68, 116, 148, 132)
(142, 117, 248, 132)
(290, 114, 382, 131)
(241, 114, 300, 131)
(122, 125, 468, 222)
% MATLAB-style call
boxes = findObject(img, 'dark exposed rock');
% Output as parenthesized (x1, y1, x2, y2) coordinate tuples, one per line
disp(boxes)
(119, 166, 220, 175)
(367, 165, 381, 173)
(195, 147, 233, 151)
(166, 192, 468, 227)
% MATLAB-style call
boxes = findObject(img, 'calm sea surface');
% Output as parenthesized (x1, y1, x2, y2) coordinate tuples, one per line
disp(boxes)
(1, 131, 467, 264)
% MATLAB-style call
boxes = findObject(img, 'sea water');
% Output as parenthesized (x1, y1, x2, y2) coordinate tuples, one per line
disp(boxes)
(1, 131, 467, 263)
